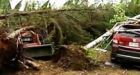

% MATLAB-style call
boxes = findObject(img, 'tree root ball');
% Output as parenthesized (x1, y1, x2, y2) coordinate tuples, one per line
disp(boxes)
(0, 37, 17, 69)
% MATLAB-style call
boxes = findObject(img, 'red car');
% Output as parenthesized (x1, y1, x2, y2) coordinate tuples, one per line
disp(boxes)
(111, 24, 140, 63)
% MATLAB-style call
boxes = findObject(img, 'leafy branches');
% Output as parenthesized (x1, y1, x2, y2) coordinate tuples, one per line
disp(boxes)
(110, 4, 128, 23)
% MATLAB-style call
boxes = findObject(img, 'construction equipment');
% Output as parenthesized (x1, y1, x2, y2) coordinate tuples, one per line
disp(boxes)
(17, 29, 55, 57)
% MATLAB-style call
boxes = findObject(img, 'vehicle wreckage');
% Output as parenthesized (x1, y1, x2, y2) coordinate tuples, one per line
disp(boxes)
(84, 14, 140, 64)
(15, 27, 55, 57)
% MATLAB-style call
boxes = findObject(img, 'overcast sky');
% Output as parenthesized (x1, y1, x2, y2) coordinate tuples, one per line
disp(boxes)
(10, 0, 128, 11)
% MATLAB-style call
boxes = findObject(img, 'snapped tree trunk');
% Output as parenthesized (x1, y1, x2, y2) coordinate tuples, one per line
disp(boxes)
(83, 23, 123, 50)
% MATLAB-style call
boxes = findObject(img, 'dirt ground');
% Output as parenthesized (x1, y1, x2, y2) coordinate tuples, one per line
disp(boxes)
(10, 60, 140, 75)
(2, 45, 140, 75)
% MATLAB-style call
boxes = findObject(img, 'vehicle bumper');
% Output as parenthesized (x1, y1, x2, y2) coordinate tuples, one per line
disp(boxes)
(111, 44, 140, 62)
(24, 44, 55, 57)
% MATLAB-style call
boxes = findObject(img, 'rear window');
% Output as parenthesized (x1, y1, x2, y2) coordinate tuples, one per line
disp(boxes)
(119, 31, 140, 37)
(118, 24, 140, 37)
(119, 32, 138, 37)
(122, 25, 140, 29)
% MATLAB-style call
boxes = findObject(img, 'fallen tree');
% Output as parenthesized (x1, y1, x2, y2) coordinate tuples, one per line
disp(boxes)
(83, 23, 122, 50)
(84, 15, 140, 50)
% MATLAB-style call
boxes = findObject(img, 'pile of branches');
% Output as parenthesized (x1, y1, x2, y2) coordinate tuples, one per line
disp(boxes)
(0, 10, 94, 45)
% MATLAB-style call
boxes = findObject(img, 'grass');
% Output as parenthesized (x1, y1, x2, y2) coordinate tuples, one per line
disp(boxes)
(86, 48, 111, 64)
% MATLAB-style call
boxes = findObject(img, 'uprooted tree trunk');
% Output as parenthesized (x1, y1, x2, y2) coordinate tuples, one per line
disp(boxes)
(0, 27, 40, 70)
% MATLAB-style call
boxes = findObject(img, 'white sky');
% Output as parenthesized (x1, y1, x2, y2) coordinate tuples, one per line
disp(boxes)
(10, 0, 124, 11)
(10, 0, 69, 11)
(49, 0, 68, 9)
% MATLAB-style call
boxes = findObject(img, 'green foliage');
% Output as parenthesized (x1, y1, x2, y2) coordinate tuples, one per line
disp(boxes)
(1, 0, 140, 44)
(63, 0, 88, 9)
(0, 0, 10, 13)
(86, 48, 109, 64)
(86, 49, 97, 59)
(3, 11, 92, 44)
(110, 4, 128, 23)
(52, 13, 92, 44)
(41, 1, 52, 9)
(124, 0, 140, 17)
(0, 0, 117, 44)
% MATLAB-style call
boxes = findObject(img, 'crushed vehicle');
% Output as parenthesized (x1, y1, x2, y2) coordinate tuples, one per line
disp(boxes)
(111, 24, 140, 63)
(15, 26, 61, 58)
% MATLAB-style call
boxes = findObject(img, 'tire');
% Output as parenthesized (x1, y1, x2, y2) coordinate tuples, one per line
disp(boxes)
(110, 53, 118, 64)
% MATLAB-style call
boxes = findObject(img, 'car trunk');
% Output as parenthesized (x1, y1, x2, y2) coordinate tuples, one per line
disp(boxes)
(114, 32, 140, 47)
(113, 24, 140, 48)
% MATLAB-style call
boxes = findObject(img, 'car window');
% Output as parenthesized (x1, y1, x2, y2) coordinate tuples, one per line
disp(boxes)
(119, 32, 138, 37)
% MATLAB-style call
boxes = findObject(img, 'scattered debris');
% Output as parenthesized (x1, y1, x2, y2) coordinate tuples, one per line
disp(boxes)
(94, 48, 107, 52)
(104, 61, 116, 67)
